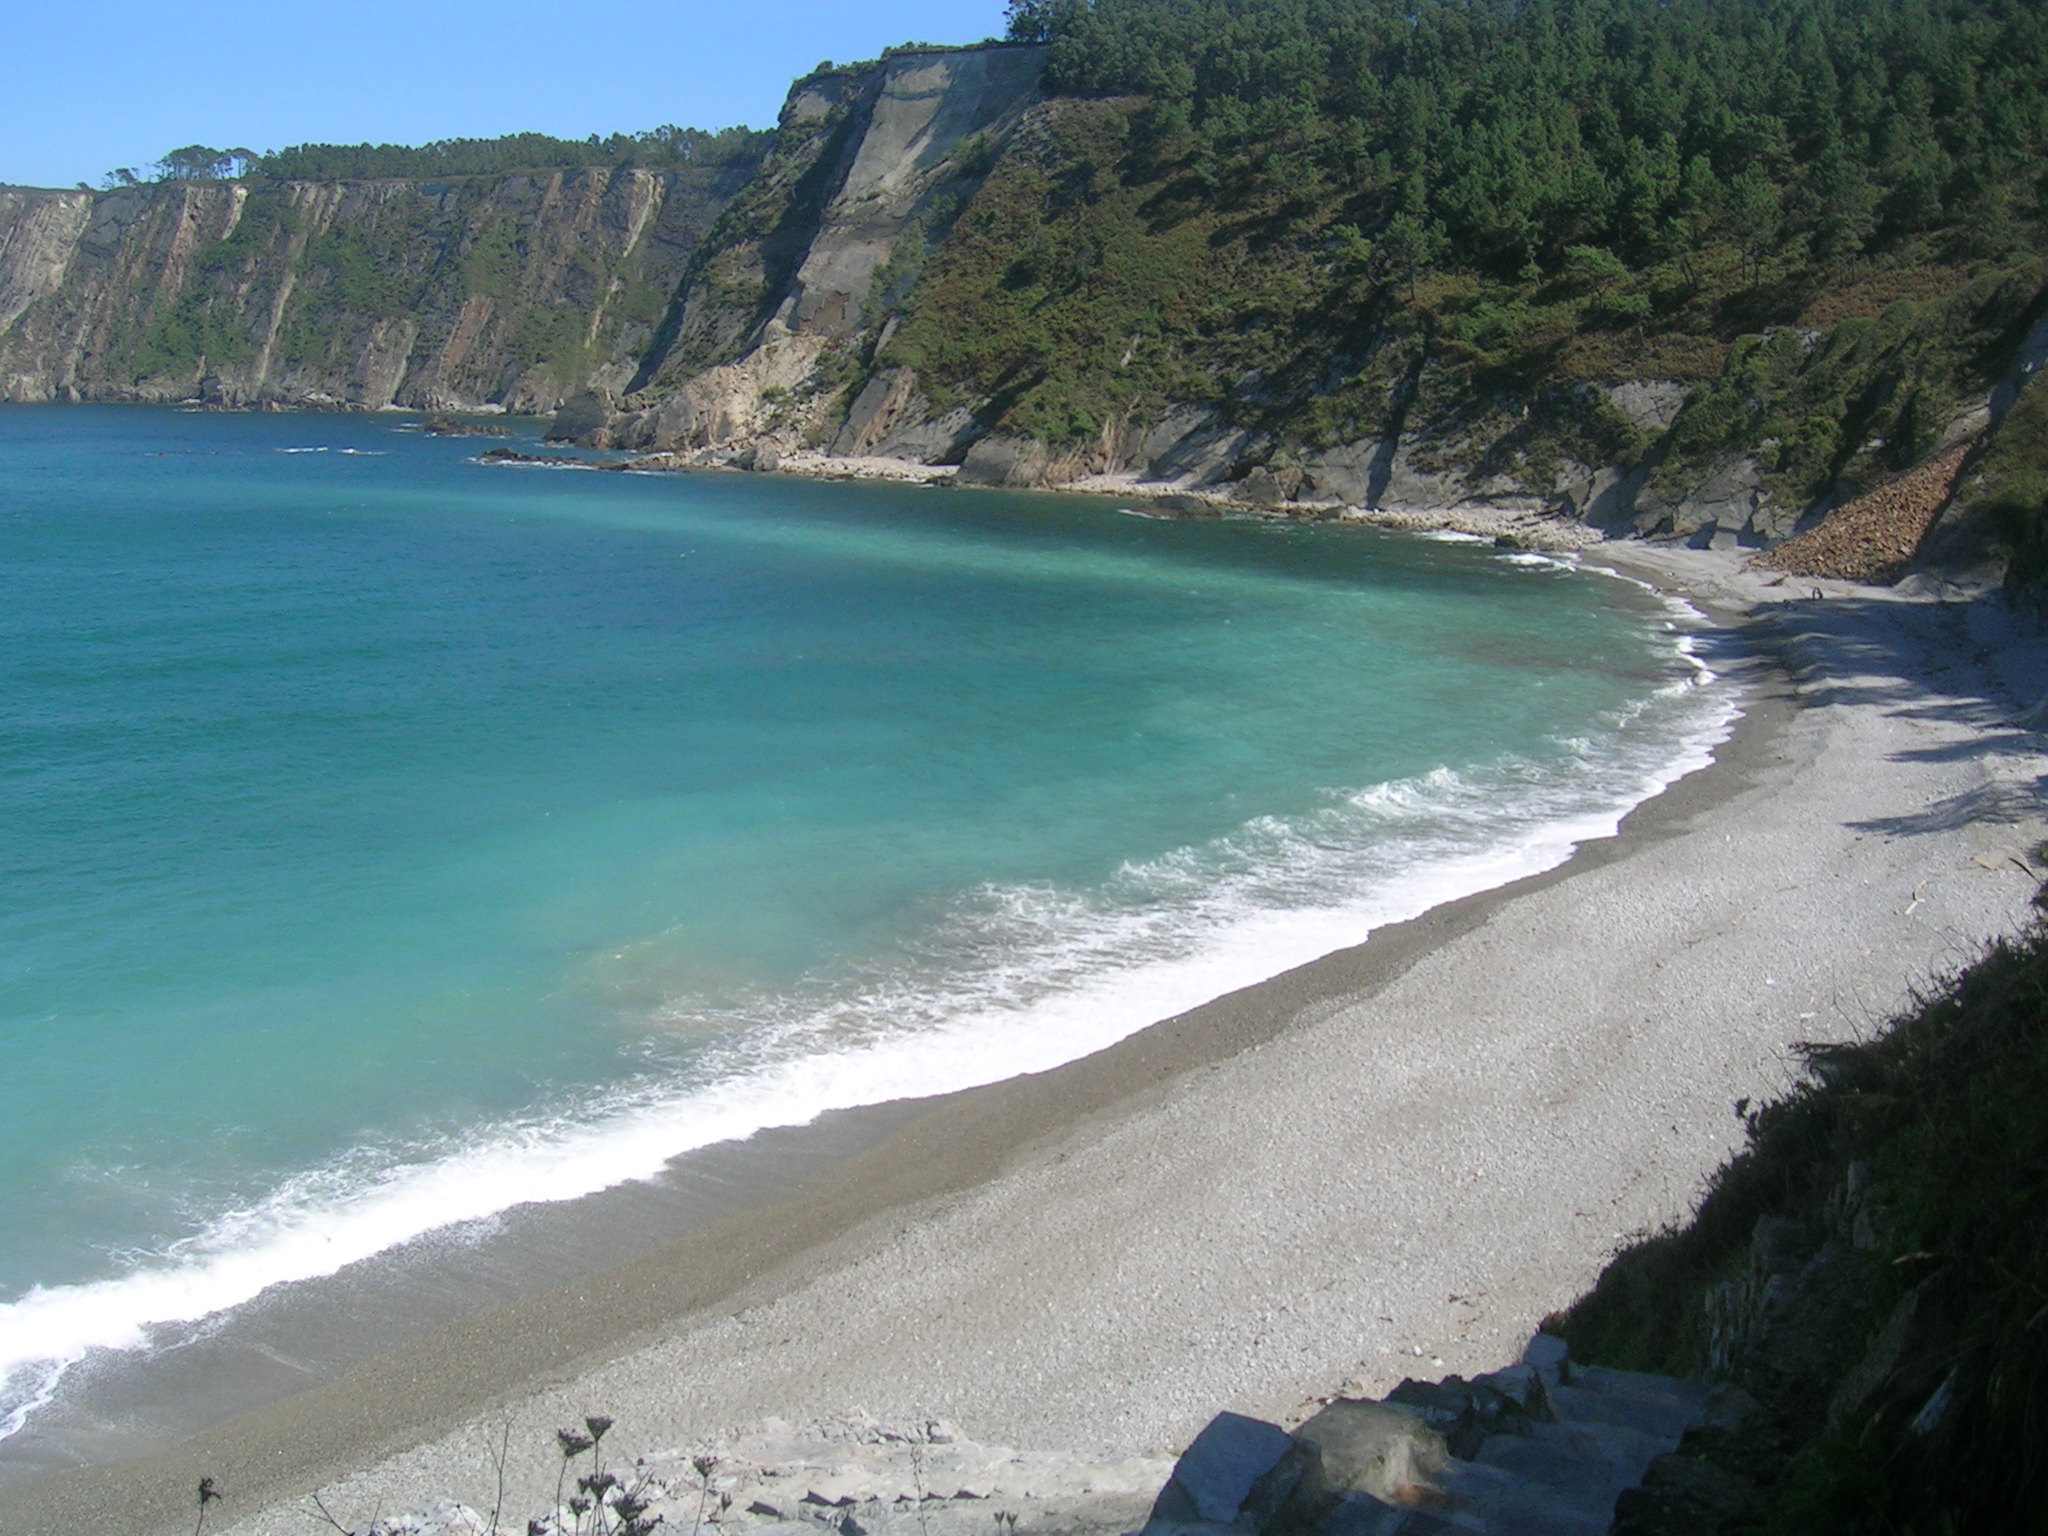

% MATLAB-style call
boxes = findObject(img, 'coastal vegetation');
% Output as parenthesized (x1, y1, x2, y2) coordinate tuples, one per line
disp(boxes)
(870, 0, 2048, 508)
(107, 127, 772, 187)
(1560, 903, 2048, 1533)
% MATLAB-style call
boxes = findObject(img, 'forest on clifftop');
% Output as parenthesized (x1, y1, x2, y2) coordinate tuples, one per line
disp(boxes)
(864, 0, 2045, 524)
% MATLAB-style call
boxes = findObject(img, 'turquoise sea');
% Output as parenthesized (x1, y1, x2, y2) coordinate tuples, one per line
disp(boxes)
(0, 406, 1730, 1438)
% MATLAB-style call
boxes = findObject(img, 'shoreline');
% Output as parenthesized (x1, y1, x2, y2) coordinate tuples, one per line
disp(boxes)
(0, 482, 1716, 1478)
(2, 398, 1669, 553)
(5, 540, 2045, 1536)
(484, 438, 1615, 554)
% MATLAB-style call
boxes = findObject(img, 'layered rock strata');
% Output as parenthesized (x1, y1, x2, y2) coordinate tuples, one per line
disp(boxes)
(0, 160, 759, 412)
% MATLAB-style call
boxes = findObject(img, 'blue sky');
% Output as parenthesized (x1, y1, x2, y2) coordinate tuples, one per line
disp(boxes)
(3, 1, 1013, 189)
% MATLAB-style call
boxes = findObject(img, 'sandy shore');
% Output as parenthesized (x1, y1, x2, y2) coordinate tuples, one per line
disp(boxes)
(7, 542, 2046, 1536)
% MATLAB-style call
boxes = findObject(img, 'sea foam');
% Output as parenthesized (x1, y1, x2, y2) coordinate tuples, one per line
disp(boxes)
(0, 595, 1736, 1442)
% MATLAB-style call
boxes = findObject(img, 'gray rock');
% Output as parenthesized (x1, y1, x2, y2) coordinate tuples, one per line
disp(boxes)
(1990, 308, 2048, 423)
(1301, 441, 1384, 505)
(1387, 1375, 1535, 1459)
(551, 391, 616, 446)
(777, 48, 1049, 342)
(1152, 1412, 1298, 1525)
(1828, 1283, 1925, 1428)
(1145, 493, 1226, 518)
(1375, 441, 1465, 510)
(1908, 1369, 1957, 1436)
(1559, 463, 1651, 531)
(874, 408, 978, 464)
(803, 1474, 869, 1506)
(1291, 1400, 1450, 1507)
(831, 369, 959, 460)
(956, 435, 1051, 487)
(1603, 380, 1689, 435)
(1639, 454, 1772, 543)
(1144, 417, 1263, 488)
(1233, 466, 1305, 507)
(1137, 407, 1224, 473)
(1708, 1217, 1884, 1410)
(833, 374, 907, 456)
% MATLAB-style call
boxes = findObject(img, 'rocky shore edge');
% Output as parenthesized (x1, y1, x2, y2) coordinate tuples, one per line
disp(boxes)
(471, 441, 1610, 553)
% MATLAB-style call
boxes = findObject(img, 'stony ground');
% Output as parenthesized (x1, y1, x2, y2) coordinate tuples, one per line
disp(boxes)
(313, 1415, 1170, 1536)
(1753, 442, 1973, 584)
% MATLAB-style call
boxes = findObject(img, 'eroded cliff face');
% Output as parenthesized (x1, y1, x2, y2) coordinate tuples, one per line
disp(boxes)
(578, 46, 1050, 456)
(0, 159, 758, 412)
(535, 45, 2043, 557)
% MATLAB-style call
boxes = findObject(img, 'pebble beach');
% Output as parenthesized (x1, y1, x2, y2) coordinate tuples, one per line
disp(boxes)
(5, 541, 2045, 1536)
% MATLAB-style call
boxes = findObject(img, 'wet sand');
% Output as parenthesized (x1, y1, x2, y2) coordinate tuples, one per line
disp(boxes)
(6, 544, 2045, 1536)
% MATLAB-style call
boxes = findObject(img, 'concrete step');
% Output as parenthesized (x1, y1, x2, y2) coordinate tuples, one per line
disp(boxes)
(1547, 1382, 1705, 1447)
(1552, 1373, 1706, 1439)
(1487, 1418, 1670, 1481)
(1468, 1434, 1628, 1511)
(1159, 1334, 1715, 1536)
(1437, 1458, 1614, 1535)
(1569, 1364, 1710, 1411)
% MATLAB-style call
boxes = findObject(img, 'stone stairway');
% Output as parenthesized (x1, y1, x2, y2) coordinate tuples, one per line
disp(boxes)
(352, 1338, 1722, 1536)
(1143, 1336, 1717, 1536)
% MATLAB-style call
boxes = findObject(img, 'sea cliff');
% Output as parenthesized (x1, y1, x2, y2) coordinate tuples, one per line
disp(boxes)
(0, 159, 758, 414)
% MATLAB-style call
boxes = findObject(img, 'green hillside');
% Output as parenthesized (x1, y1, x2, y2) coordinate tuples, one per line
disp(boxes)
(876, 0, 2046, 522)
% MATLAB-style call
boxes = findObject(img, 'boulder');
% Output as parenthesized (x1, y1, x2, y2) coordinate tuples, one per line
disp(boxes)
(549, 391, 616, 446)
(873, 407, 978, 464)
(831, 370, 921, 457)
(1146, 494, 1226, 518)
(1707, 1216, 1885, 1412)
(1148, 1412, 1297, 1525)
(1143, 414, 1264, 488)
(1560, 463, 1651, 530)
(1232, 466, 1305, 507)
(1638, 453, 1771, 544)
(1290, 1400, 1450, 1508)
(956, 436, 1051, 487)
(1375, 442, 1466, 510)
(1386, 1375, 1537, 1459)
(1302, 441, 1384, 505)
(1602, 380, 1689, 435)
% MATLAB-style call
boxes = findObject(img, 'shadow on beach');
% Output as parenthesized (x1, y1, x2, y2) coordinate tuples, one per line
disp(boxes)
(1735, 590, 2048, 838)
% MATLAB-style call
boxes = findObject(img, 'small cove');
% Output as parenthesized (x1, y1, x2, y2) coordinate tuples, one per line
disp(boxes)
(0, 405, 1732, 1453)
